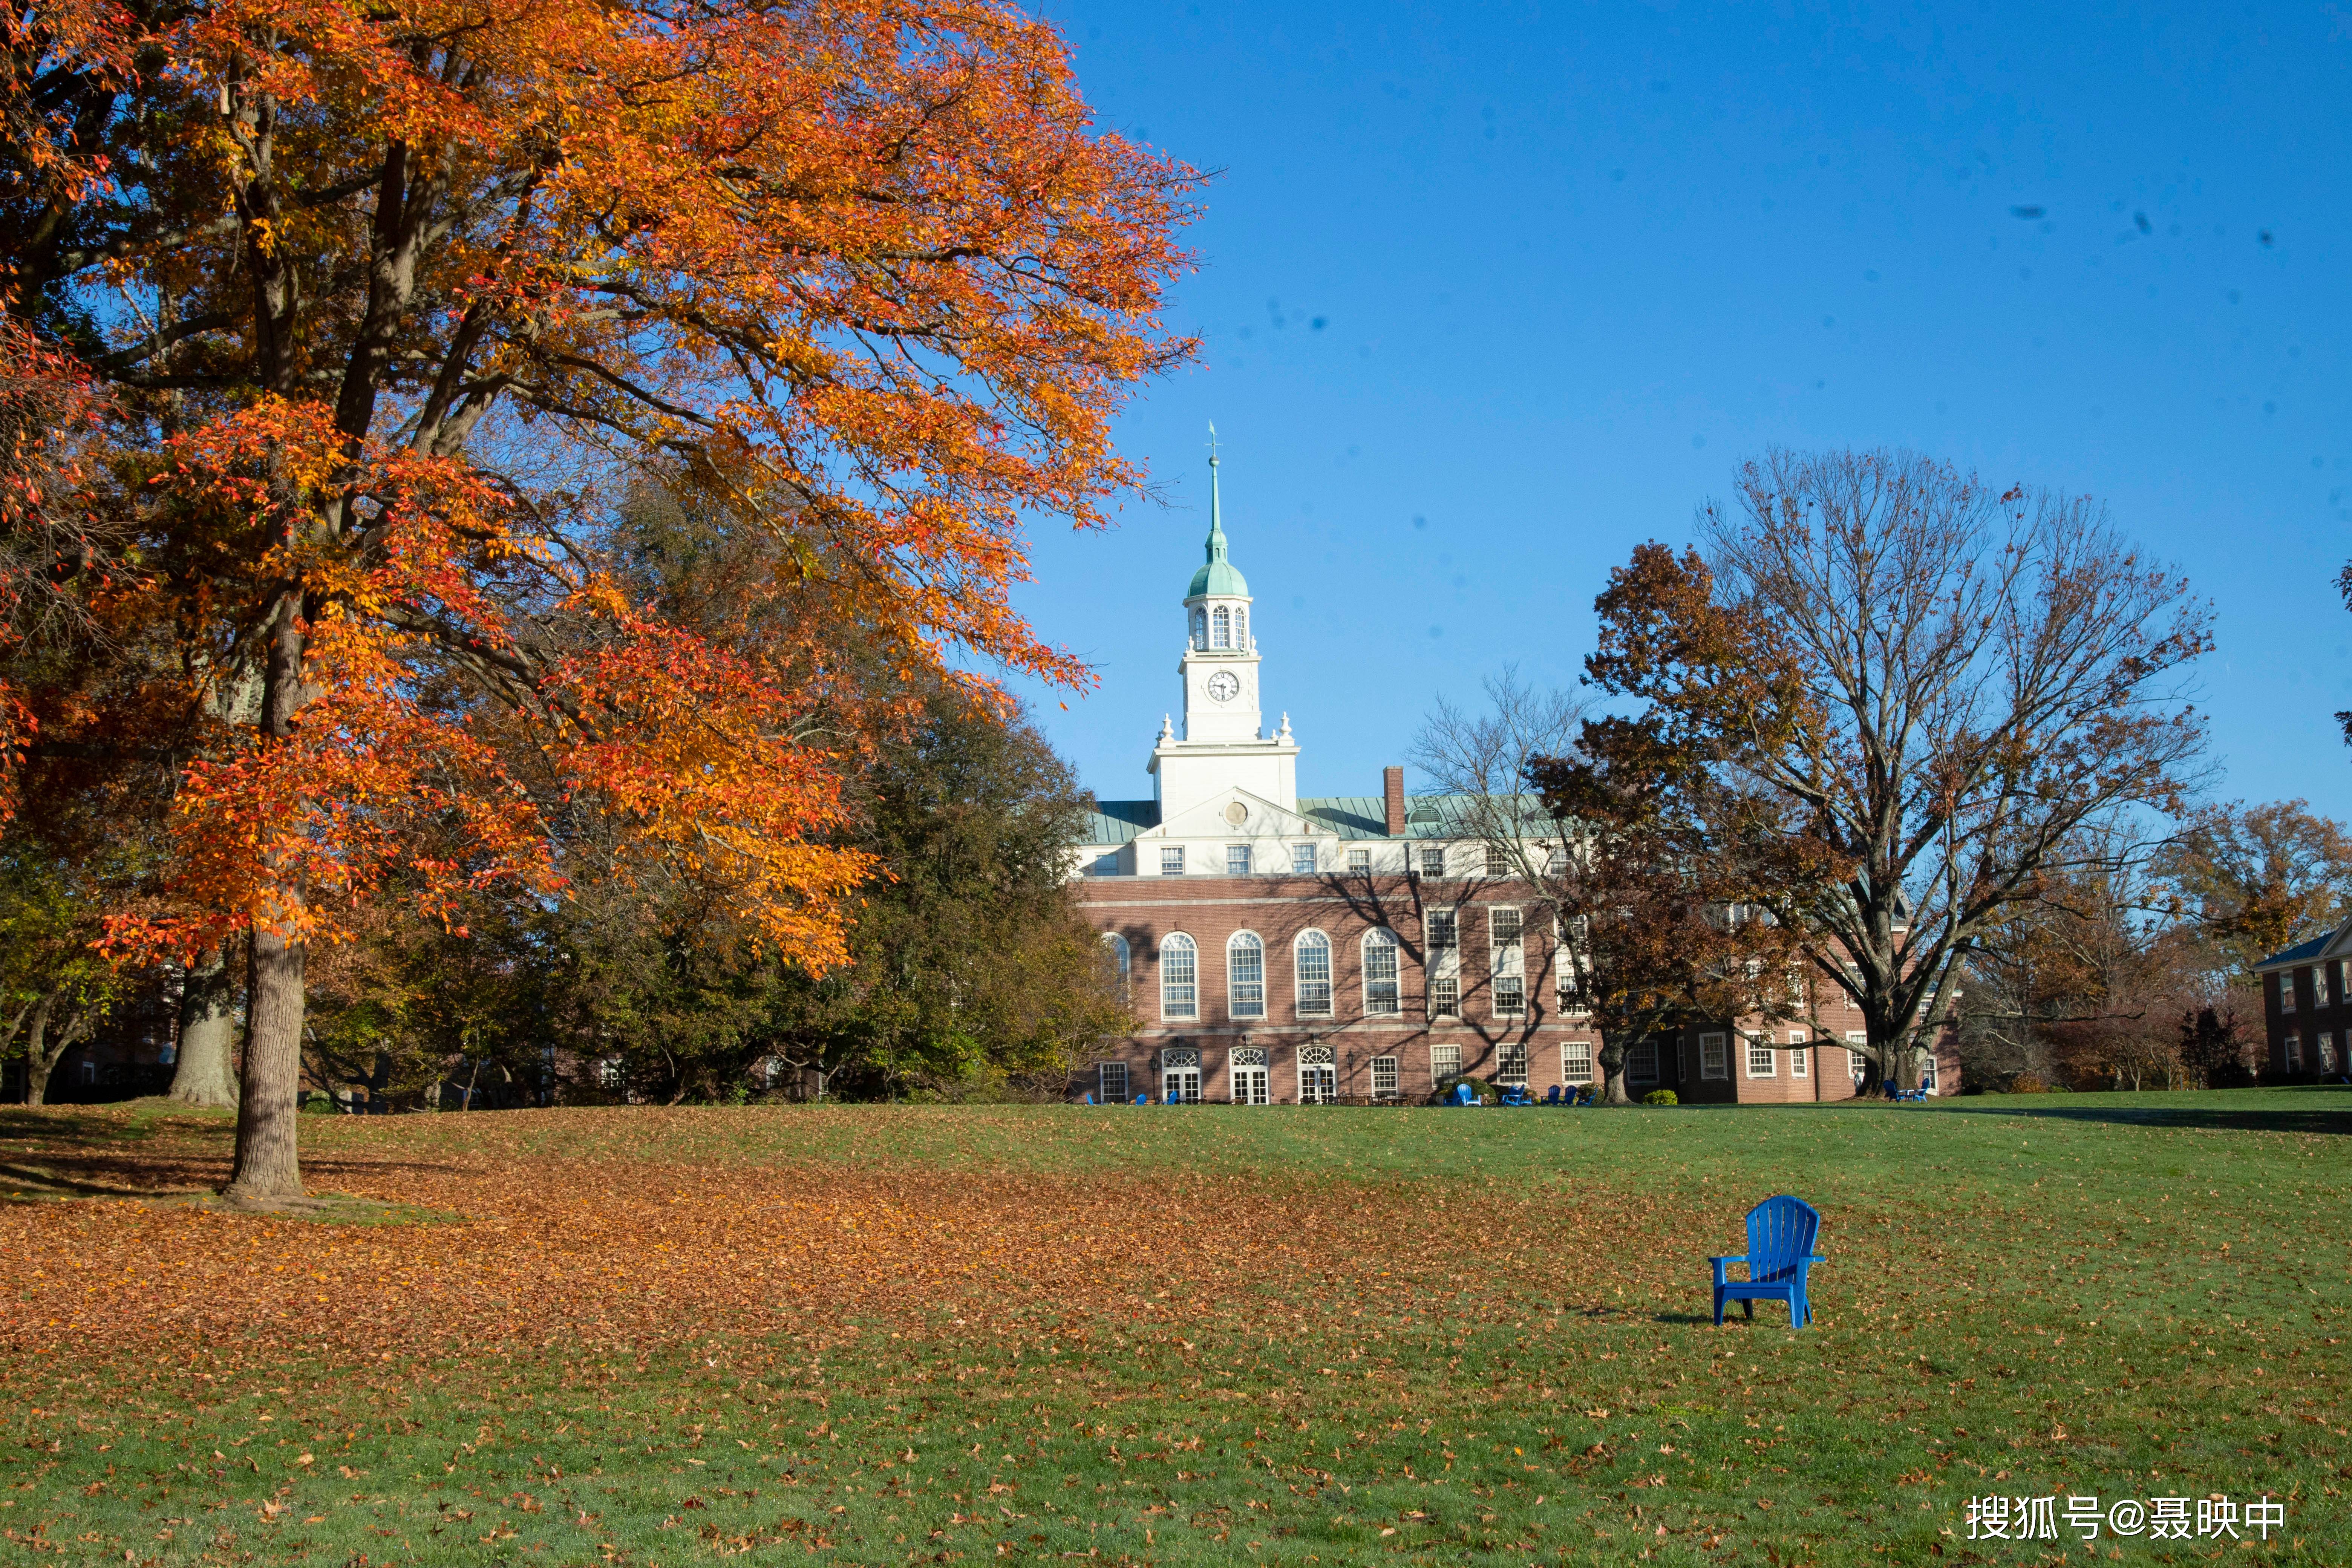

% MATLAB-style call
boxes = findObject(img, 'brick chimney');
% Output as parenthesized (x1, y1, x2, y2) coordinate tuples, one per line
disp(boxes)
(1383, 766, 1406, 838)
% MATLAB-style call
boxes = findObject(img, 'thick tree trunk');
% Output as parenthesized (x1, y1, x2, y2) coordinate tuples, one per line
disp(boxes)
(21, 994, 58, 1106)
(224, 926, 307, 1203)
(1597, 1034, 1633, 1105)
(1892, 1040, 1922, 1093)
(168, 948, 239, 1108)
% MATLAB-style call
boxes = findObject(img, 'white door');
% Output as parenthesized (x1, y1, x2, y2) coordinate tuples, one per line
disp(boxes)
(1232, 1066, 1269, 1105)
(1164, 1066, 1200, 1103)
(1299, 1065, 1335, 1104)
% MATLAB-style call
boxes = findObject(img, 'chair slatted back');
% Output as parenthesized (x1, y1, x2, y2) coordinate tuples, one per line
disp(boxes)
(1744, 1195, 1821, 1284)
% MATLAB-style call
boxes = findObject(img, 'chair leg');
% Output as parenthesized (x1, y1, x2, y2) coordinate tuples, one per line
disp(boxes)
(1741, 1299, 1753, 1321)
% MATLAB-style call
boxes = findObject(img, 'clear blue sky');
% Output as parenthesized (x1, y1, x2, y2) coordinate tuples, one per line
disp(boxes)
(1001, 0, 2351, 815)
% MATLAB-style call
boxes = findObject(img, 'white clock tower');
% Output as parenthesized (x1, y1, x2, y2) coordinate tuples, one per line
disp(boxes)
(1147, 438, 1300, 818)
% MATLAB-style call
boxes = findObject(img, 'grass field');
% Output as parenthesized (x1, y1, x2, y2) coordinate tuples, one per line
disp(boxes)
(3, 1090, 2349, 1566)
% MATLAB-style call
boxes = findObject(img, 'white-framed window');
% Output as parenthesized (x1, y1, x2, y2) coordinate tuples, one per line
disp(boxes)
(1226, 843, 1252, 876)
(1101, 931, 1130, 1001)
(1700, 1032, 1729, 1080)
(1485, 842, 1511, 877)
(1160, 845, 1185, 876)
(1227, 931, 1266, 1019)
(1292, 842, 1317, 875)
(1190, 608, 1206, 650)
(1428, 976, 1459, 1017)
(1427, 907, 1457, 950)
(1212, 606, 1232, 648)
(1496, 1042, 1528, 1085)
(1489, 905, 1523, 1016)
(1160, 933, 1197, 1019)
(1628, 1041, 1660, 1086)
(1418, 846, 1446, 877)
(80, 1060, 97, 1086)
(1098, 1061, 1129, 1101)
(1561, 1040, 1594, 1084)
(2315, 966, 2332, 1007)
(2320, 1033, 2339, 1073)
(2280, 972, 2297, 1013)
(1746, 1036, 1777, 1077)
(598, 1057, 625, 1089)
(2286, 1033, 2303, 1071)
(1789, 1029, 1809, 1078)
(1234, 606, 1248, 648)
(1346, 847, 1372, 874)
(1846, 1030, 1868, 1084)
(1363, 929, 1401, 1014)
(1370, 1055, 1400, 1099)
(1431, 1042, 1462, 1083)
(1294, 930, 1333, 1018)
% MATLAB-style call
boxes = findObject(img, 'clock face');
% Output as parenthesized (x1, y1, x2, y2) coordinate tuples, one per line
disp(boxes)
(1206, 671, 1241, 703)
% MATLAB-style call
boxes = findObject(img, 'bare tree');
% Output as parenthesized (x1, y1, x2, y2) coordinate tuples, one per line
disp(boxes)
(1415, 670, 1806, 1104)
(1590, 449, 2213, 1091)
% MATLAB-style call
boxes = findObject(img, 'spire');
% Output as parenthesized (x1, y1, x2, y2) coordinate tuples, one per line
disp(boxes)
(1185, 423, 1250, 600)
(1205, 422, 1229, 566)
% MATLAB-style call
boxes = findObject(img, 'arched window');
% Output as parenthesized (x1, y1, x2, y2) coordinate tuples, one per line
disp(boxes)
(1212, 606, 1231, 649)
(1227, 931, 1265, 1019)
(1190, 609, 1207, 650)
(1363, 929, 1401, 1015)
(1294, 930, 1332, 1018)
(1233, 607, 1248, 649)
(1159, 934, 1197, 1020)
(1101, 932, 1131, 1001)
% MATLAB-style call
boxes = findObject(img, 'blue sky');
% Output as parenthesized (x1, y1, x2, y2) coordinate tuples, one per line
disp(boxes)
(1002, 0, 2351, 814)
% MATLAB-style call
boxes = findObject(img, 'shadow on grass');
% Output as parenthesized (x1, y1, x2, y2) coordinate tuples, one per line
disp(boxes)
(1925, 1091, 2352, 1136)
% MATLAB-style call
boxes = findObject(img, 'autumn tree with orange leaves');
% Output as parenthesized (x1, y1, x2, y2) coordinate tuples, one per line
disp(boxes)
(2, 0, 1195, 1201)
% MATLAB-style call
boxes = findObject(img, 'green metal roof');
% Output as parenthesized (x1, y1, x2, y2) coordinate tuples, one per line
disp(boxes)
(1072, 794, 1554, 847)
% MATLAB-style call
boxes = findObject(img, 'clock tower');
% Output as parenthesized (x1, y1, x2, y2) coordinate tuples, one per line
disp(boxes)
(1147, 437, 1300, 818)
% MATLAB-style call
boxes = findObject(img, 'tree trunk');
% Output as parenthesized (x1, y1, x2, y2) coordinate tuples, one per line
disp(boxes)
(21, 993, 58, 1106)
(168, 948, 239, 1108)
(224, 923, 307, 1203)
(1892, 1041, 1921, 1093)
(224, 583, 312, 1204)
(1597, 1034, 1633, 1105)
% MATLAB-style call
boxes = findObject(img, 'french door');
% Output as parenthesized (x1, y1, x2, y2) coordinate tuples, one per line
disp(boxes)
(1163, 1066, 1201, 1103)
(1232, 1066, 1269, 1105)
(1298, 1065, 1336, 1104)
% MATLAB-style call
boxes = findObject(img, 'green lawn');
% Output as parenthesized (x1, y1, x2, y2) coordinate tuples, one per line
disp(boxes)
(2, 1089, 2348, 1565)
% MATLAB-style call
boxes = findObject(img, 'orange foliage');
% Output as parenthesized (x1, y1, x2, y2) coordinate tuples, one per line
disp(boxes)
(11, 0, 1196, 968)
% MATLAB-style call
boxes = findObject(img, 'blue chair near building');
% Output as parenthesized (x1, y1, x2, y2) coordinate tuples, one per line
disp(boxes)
(1498, 1084, 1534, 1107)
(1449, 1082, 1479, 1107)
(1710, 1195, 1826, 1329)
(1542, 1085, 1562, 1106)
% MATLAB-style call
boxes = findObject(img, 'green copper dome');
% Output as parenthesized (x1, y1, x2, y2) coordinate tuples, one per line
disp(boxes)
(1185, 453, 1250, 599)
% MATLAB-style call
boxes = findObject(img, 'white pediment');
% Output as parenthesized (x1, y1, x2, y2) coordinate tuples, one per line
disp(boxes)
(1141, 786, 1325, 841)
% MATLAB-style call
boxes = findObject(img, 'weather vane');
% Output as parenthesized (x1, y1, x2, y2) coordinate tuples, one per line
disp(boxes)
(1207, 421, 1219, 463)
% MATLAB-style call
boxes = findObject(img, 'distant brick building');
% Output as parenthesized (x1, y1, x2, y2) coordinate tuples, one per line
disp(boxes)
(2255, 924, 2352, 1078)
(1065, 452, 1951, 1106)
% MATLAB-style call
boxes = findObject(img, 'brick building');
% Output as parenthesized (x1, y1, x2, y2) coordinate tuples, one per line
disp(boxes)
(1066, 452, 1947, 1106)
(2255, 923, 2352, 1078)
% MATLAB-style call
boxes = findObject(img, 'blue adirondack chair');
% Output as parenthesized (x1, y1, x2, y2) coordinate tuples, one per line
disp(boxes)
(1498, 1084, 1533, 1107)
(1132, 1093, 1149, 1106)
(1542, 1085, 1562, 1106)
(1449, 1081, 1479, 1107)
(1710, 1195, 1826, 1329)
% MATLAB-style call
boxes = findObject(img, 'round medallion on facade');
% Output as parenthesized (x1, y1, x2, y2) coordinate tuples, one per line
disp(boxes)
(1223, 800, 1249, 825)
(1206, 670, 1241, 703)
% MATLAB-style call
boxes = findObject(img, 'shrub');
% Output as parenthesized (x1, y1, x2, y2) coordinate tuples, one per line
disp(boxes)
(2010, 1074, 2046, 1094)
(1642, 1089, 1679, 1107)
(1432, 1075, 1497, 1106)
